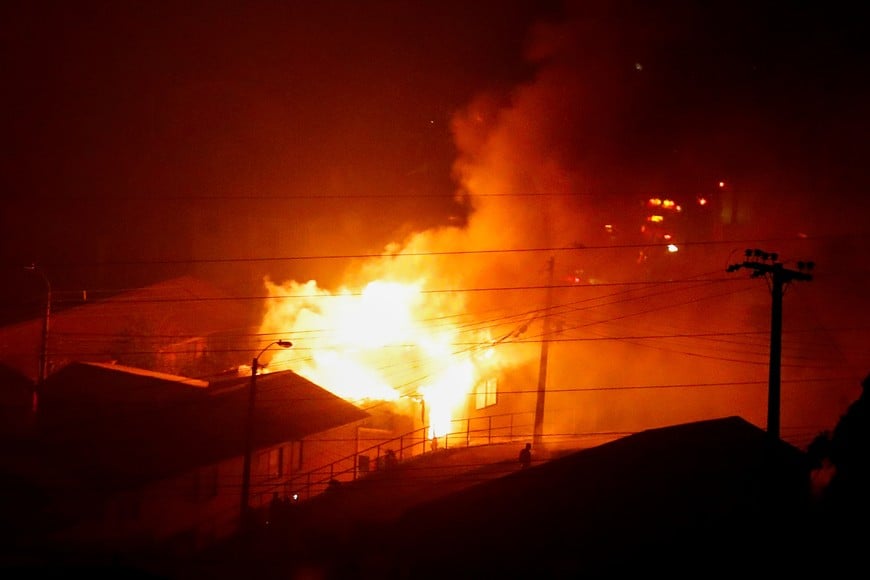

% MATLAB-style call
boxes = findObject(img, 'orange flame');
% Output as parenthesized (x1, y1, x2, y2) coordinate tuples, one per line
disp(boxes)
(258, 275, 501, 437)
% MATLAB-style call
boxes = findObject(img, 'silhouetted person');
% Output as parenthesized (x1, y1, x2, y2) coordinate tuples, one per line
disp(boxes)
(519, 442, 532, 468)
(385, 448, 398, 470)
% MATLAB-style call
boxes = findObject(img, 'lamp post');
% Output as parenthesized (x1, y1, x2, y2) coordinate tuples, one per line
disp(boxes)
(24, 263, 51, 413)
(240, 339, 292, 528)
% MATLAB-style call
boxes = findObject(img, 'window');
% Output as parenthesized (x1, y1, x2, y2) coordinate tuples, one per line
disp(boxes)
(475, 377, 498, 410)
(257, 447, 283, 479)
(290, 441, 303, 472)
(185, 465, 219, 502)
(271, 447, 283, 478)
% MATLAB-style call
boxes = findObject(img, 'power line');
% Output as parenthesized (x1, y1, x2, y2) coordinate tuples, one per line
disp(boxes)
(9, 232, 862, 270)
(43, 277, 746, 307)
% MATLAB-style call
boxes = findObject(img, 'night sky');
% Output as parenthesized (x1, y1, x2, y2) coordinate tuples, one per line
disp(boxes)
(2, 0, 868, 332)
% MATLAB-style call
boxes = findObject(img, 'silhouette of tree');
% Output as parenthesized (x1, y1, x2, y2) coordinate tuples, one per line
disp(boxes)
(809, 373, 870, 526)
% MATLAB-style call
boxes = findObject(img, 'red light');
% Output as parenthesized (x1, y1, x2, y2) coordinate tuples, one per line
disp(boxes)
(698, 197, 708, 206)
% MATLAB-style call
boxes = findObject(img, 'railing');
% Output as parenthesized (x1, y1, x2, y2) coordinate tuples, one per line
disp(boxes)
(262, 410, 538, 506)
(237, 414, 634, 533)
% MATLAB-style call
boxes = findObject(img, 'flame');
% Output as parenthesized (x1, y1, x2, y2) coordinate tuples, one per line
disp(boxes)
(258, 274, 502, 437)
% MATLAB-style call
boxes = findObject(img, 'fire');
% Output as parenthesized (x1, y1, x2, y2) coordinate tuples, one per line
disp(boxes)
(258, 275, 501, 437)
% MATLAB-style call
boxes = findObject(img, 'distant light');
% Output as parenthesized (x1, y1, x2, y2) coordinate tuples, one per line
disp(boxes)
(647, 215, 664, 223)
(718, 181, 725, 188)
(698, 197, 708, 206)
(635, 62, 643, 71)
(667, 244, 679, 253)
(663, 233, 672, 240)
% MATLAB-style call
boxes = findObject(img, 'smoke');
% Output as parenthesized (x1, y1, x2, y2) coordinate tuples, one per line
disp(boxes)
(261, 4, 867, 445)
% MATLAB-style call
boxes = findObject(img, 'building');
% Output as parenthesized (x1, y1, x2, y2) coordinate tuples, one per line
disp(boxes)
(0, 361, 370, 567)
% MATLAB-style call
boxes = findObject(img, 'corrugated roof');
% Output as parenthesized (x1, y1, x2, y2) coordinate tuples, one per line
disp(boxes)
(30, 364, 368, 495)
(69, 361, 209, 388)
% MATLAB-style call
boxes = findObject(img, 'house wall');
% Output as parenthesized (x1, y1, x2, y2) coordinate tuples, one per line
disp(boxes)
(460, 363, 539, 445)
(50, 457, 239, 559)
(254, 422, 365, 506)
(49, 423, 373, 559)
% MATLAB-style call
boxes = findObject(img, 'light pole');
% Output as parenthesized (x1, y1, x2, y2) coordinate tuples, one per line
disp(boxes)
(24, 263, 51, 413)
(240, 339, 292, 528)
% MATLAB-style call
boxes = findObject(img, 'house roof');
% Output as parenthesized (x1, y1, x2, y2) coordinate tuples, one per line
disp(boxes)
(168, 416, 823, 578)
(391, 416, 812, 576)
(0, 362, 32, 403)
(31, 363, 368, 495)
(207, 370, 371, 447)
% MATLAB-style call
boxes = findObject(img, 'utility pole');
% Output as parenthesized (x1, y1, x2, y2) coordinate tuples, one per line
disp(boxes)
(727, 249, 814, 439)
(24, 263, 51, 413)
(533, 256, 555, 447)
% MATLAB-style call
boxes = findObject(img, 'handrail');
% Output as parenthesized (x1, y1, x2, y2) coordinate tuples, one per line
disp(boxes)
(245, 412, 634, 530)
(276, 410, 538, 503)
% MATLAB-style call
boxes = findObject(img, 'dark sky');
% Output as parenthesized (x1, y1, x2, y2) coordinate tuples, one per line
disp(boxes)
(2, 0, 868, 326)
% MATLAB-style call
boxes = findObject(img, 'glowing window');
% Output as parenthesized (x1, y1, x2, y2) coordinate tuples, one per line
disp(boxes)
(475, 377, 498, 410)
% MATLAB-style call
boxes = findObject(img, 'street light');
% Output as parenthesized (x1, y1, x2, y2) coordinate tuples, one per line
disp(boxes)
(24, 263, 51, 413)
(240, 339, 293, 528)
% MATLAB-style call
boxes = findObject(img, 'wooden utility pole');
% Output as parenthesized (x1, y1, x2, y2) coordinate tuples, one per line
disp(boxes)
(727, 249, 814, 439)
(25, 263, 51, 413)
(533, 256, 555, 446)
